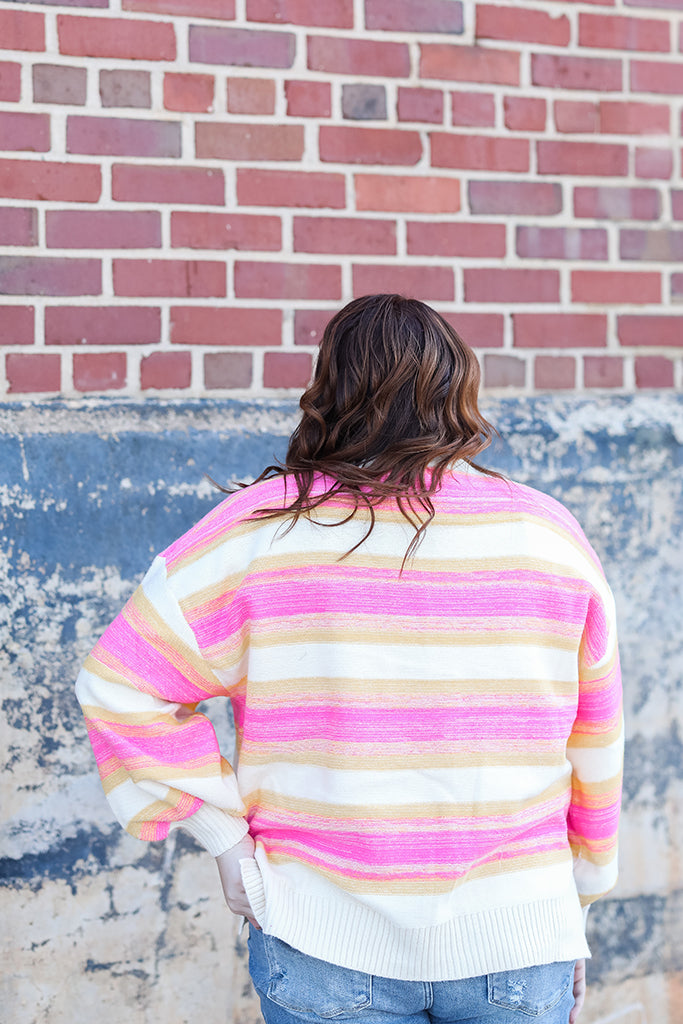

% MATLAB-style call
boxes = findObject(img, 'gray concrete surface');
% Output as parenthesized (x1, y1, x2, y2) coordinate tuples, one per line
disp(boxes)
(1, 395, 682, 1023)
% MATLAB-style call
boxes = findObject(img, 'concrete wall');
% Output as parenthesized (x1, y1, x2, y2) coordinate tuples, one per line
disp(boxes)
(1, 394, 682, 1024)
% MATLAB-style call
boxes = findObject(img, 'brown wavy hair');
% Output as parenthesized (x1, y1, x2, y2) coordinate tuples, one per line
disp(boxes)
(232, 294, 499, 562)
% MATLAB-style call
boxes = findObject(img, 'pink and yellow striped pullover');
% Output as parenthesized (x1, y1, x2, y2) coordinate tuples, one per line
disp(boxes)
(76, 466, 623, 982)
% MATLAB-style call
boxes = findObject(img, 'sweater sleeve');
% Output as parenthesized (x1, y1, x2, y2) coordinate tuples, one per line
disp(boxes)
(75, 554, 249, 857)
(567, 577, 624, 907)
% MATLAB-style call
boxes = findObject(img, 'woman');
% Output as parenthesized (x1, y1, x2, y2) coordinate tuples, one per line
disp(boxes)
(76, 294, 623, 1024)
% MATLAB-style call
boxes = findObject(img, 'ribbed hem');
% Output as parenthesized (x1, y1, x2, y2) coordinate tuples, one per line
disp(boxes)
(171, 804, 248, 857)
(241, 857, 268, 923)
(254, 871, 590, 982)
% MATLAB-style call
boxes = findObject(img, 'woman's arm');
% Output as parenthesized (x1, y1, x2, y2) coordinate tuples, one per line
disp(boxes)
(75, 554, 249, 857)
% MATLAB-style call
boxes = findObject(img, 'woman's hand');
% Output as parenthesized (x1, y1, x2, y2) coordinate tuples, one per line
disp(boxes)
(569, 959, 586, 1023)
(215, 834, 260, 928)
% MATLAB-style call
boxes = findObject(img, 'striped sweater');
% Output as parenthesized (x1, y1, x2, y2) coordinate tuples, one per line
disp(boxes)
(76, 465, 623, 982)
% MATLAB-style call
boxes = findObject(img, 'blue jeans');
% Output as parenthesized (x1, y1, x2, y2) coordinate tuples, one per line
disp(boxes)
(248, 928, 576, 1024)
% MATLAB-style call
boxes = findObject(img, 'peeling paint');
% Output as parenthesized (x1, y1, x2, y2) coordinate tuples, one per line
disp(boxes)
(1, 395, 681, 1024)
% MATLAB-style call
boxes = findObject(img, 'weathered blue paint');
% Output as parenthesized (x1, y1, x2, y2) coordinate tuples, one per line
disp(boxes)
(1, 395, 682, 1022)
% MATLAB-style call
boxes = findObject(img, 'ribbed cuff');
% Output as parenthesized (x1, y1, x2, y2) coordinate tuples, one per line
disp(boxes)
(171, 803, 249, 857)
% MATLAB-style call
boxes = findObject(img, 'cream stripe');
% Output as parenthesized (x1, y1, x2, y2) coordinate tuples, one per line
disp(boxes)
(237, 762, 571, 807)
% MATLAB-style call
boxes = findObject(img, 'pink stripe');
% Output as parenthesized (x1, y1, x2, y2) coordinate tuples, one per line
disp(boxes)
(252, 817, 569, 873)
(188, 573, 589, 643)
(95, 613, 213, 703)
(568, 800, 621, 844)
(241, 704, 577, 744)
(86, 715, 221, 771)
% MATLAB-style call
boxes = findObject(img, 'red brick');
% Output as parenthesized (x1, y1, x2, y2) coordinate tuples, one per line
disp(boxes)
(579, 12, 671, 51)
(431, 134, 529, 172)
(308, 36, 409, 77)
(572, 270, 661, 303)
(420, 44, 519, 85)
(33, 64, 87, 106)
(294, 217, 396, 255)
(123, 0, 235, 15)
(263, 351, 312, 388)
(0, 11, 45, 52)
(0, 159, 100, 203)
(204, 352, 253, 389)
(6, 353, 59, 394)
(397, 88, 443, 124)
(366, 0, 464, 33)
(635, 355, 674, 387)
(58, 15, 175, 60)
(476, 5, 570, 46)
(141, 351, 191, 390)
(189, 26, 295, 68)
(451, 92, 495, 127)
(635, 148, 673, 179)
(532, 54, 622, 91)
(0, 112, 49, 153)
(171, 212, 280, 250)
(504, 97, 546, 132)
(554, 100, 599, 134)
(320, 126, 421, 165)
(441, 312, 504, 349)
(574, 186, 660, 220)
(469, 180, 562, 215)
(73, 352, 126, 392)
(0, 208, 38, 247)
(672, 274, 683, 301)
(113, 260, 226, 298)
(237, 169, 344, 208)
(513, 314, 607, 349)
(0, 63, 21, 102)
(617, 315, 683, 346)
(196, 123, 303, 161)
(45, 306, 161, 346)
(630, 60, 683, 93)
(0, 257, 100, 296)
(537, 141, 628, 177)
(351, 265, 454, 300)
(285, 80, 331, 117)
(407, 222, 505, 258)
(227, 78, 275, 115)
(171, 307, 282, 345)
(294, 309, 331, 346)
(584, 356, 623, 388)
(465, 269, 560, 304)
(516, 226, 608, 260)
(0, 306, 34, 345)
(672, 191, 683, 220)
(164, 73, 214, 113)
(46, 210, 161, 250)
(247, 0, 353, 27)
(112, 164, 224, 205)
(534, 356, 575, 390)
(625, 0, 683, 8)
(620, 228, 683, 261)
(67, 116, 180, 158)
(600, 100, 669, 134)
(100, 69, 151, 109)
(356, 174, 460, 213)
(235, 262, 341, 300)
(483, 355, 525, 388)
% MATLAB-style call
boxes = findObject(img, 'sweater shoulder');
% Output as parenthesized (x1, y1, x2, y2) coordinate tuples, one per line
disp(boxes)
(160, 474, 292, 574)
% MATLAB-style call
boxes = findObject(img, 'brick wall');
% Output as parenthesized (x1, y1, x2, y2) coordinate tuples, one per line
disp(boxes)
(0, 0, 681, 399)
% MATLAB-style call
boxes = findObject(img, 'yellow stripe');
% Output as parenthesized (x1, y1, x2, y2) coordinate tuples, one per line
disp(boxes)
(243, 777, 570, 822)
(245, 675, 578, 698)
(240, 747, 567, 771)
